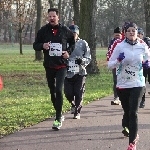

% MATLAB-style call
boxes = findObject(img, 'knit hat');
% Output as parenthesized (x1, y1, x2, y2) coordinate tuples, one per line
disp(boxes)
(69, 25, 79, 35)
(114, 27, 121, 33)
(138, 28, 144, 35)
(124, 22, 138, 32)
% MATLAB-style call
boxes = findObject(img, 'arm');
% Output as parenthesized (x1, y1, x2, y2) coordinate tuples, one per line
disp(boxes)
(106, 39, 122, 61)
(66, 27, 75, 55)
(33, 27, 45, 51)
(81, 40, 91, 67)
(108, 44, 122, 70)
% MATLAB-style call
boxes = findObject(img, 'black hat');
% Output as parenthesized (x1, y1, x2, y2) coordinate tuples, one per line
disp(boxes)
(69, 25, 79, 35)
(114, 27, 121, 33)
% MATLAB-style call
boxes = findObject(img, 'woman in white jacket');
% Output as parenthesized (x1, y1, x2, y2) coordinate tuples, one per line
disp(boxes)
(108, 22, 149, 150)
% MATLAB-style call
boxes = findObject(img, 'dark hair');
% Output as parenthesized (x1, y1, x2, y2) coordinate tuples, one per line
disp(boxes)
(48, 8, 59, 15)
(124, 22, 138, 32)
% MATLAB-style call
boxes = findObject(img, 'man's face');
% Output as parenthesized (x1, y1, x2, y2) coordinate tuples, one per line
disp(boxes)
(137, 33, 144, 39)
(114, 33, 122, 39)
(48, 11, 59, 26)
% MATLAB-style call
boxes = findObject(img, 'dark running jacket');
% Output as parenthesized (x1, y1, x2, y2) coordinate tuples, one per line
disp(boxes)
(33, 23, 75, 68)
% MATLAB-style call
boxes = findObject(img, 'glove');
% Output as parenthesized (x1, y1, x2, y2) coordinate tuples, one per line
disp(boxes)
(142, 60, 149, 69)
(75, 58, 82, 65)
(117, 52, 125, 62)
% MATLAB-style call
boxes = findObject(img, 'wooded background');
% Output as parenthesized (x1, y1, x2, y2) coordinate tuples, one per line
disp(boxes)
(0, 0, 150, 73)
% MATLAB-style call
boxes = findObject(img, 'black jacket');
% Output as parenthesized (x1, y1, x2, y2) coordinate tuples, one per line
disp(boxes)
(33, 23, 75, 67)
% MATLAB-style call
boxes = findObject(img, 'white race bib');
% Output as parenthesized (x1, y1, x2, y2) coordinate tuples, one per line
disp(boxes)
(68, 60, 79, 72)
(121, 65, 139, 81)
(49, 43, 62, 56)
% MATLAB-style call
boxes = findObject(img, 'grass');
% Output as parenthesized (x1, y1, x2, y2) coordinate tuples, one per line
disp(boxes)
(0, 44, 113, 137)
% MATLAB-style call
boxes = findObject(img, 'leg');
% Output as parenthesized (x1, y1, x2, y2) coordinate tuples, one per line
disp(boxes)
(73, 75, 86, 118)
(45, 67, 56, 110)
(112, 69, 118, 99)
(55, 68, 67, 122)
(129, 87, 144, 144)
(111, 69, 121, 105)
(64, 77, 74, 104)
(117, 88, 130, 129)
(139, 69, 147, 108)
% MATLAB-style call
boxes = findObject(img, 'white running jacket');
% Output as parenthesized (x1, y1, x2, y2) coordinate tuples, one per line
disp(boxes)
(108, 39, 149, 88)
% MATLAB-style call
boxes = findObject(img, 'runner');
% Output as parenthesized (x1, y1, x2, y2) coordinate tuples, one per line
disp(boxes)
(33, 8, 75, 130)
(64, 24, 91, 119)
(0, 76, 3, 91)
(137, 28, 150, 108)
(108, 22, 149, 150)
(108, 27, 122, 105)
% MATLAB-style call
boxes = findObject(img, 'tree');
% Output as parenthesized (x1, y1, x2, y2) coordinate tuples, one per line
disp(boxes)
(80, 0, 99, 74)
(144, 0, 150, 36)
(34, 0, 43, 61)
(72, 0, 80, 25)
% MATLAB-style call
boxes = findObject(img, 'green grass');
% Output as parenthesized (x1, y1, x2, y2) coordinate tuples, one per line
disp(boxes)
(0, 44, 113, 137)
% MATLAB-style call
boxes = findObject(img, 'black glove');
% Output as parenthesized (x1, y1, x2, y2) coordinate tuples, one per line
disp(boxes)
(75, 58, 82, 65)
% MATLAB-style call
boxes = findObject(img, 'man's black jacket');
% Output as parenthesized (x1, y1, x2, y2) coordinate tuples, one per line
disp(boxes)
(33, 23, 75, 68)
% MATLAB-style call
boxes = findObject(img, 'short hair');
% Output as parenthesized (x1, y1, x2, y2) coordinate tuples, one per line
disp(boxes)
(48, 8, 59, 15)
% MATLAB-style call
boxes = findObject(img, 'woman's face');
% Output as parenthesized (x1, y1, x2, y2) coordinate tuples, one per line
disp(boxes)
(125, 27, 138, 41)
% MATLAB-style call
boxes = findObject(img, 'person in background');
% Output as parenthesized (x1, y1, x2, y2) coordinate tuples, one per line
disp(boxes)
(0, 76, 3, 91)
(33, 8, 75, 130)
(64, 25, 91, 119)
(108, 22, 149, 150)
(108, 27, 122, 105)
(137, 28, 150, 108)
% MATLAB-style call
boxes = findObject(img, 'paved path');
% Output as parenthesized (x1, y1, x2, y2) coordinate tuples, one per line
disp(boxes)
(1, 86, 150, 150)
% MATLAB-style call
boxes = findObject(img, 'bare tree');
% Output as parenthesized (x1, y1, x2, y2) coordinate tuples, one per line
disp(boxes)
(72, 0, 80, 25)
(80, 0, 99, 74)
(144, 0, 150, 36)
(34, 0, 43, 61)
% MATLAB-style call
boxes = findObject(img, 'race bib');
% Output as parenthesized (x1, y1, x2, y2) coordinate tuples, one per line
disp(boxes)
(68, 60, 79, 72)
(121, 65, 139, 81)
(49, 43, 62, 56)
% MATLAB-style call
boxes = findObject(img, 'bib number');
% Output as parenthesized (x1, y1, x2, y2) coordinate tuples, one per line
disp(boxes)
(68, 60, 79, 72)
(121, 65, 139, 81)
(49, 43, 62, 56)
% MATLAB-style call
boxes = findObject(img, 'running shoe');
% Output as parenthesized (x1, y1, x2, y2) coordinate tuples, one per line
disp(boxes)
(111, 98, 121, 105)
(127, 143, 136, 150)
(52, 120, 62, 130)
(73, 113, 80, 119)
(127, 134, 139, 150)
(122, 127, 129, 137)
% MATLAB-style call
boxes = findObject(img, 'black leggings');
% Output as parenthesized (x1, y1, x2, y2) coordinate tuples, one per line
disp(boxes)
(45, 67, 67, 122)
(117, 87, 144, 144)
(64, 74, 86, 114)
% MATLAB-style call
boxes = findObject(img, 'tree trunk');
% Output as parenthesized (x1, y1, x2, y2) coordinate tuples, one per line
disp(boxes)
(72, 0, 80, 25)
(35, 0, 43, 61)
(80, 0, 99, 74)
(19, 22, 23, 54)
(144, 0, 150, 36)
(48, 0, 55, 7)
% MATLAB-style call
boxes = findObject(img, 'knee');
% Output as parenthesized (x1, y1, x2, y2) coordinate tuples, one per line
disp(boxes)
(129, 111, 137, 118)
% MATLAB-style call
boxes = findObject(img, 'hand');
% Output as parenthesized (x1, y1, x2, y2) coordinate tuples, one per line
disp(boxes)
(43, 42, 50, 50)
(62, 51, 69, 59)
(142, 60, 149, 69)
(75, 58, 82, 65)
(117, 52, 125, 62)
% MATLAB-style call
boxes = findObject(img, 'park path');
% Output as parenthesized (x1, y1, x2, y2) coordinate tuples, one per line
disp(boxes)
(0, 85, 150, 150)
